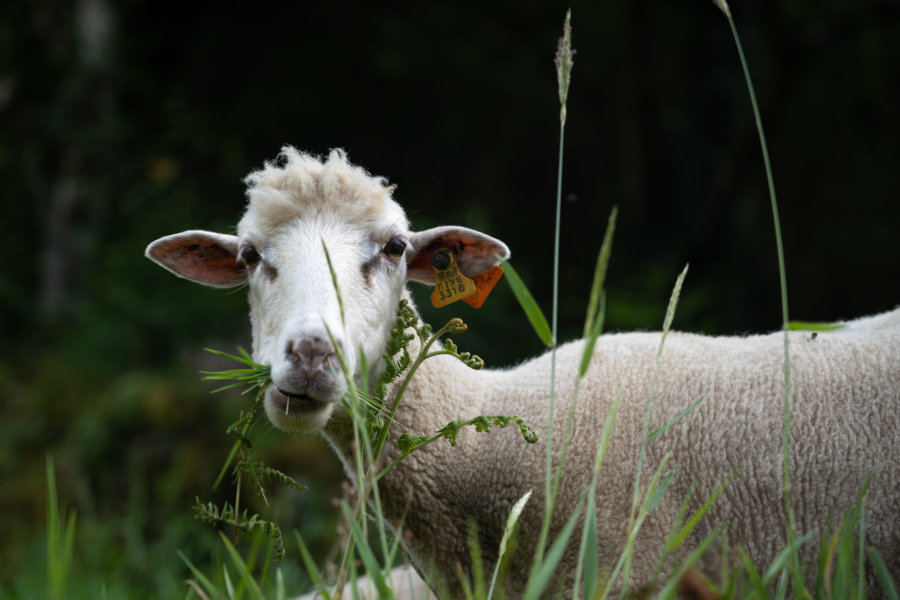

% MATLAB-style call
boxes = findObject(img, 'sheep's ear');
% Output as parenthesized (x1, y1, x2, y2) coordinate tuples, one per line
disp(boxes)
(145, 230, 246, 288)
(407, 226, 510, 285)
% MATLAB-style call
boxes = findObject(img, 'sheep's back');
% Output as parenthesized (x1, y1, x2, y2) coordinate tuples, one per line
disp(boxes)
(491, 309, 900, 586)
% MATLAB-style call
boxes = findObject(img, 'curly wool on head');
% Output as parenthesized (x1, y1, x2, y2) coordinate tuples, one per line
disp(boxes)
(241, 146, 406, 237)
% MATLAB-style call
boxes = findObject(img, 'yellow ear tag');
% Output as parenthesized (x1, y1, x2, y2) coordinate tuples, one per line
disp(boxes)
(430, 248, 477, 308)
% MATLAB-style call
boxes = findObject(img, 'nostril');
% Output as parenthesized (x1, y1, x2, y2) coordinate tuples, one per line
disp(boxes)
(284, 336, 343, 371)
(285, 340, 301, 363)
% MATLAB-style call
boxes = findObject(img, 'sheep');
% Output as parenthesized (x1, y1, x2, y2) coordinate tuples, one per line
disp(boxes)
(145, 147, 900, 597)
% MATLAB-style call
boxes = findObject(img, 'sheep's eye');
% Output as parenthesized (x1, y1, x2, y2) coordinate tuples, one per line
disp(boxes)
(240, 245, 261, 267)
(383, 237, 406, 258)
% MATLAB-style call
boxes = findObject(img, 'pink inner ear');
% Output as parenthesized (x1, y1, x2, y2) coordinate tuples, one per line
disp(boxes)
(146, 231, 246, 288)
(407, 226, 509, 285)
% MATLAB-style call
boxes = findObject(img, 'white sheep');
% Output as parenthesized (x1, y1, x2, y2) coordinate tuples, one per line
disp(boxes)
(146, 147, 900, 597)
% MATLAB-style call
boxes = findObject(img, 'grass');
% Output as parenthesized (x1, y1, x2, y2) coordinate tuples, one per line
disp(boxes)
(12, 7, 897, 600)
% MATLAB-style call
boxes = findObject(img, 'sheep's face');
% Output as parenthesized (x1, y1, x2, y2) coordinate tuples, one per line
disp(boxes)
(236, 199, 412, 433)
(145, 148, 509, 434)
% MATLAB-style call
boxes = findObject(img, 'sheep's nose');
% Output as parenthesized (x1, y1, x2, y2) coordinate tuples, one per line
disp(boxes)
(285, 337, 340, 375)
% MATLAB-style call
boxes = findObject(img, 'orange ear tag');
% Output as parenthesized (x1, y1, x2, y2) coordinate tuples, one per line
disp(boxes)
(430, 248, 477, 308)
(462, 265, 504, 308)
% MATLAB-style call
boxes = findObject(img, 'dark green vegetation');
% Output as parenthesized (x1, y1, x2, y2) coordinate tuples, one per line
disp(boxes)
(1, 1, 898, 597)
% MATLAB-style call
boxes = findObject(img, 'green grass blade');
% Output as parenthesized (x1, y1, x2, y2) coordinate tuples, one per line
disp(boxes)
(657, 526, 721, 599)
(46, 456, 77, 600)
(524, 509, 580, 600)
(178, 549, 222, 600)
(763, 530, 816, 584)
(579, 292, 606, 379)
(594, 389, 621, 474)
(579, 492, 599, 600)
(646, 470, 673, 516)
(647, 396, 704, 443)
(867, 548, 899, 600)
(294, 531, 329, 599)
(344, 507, 391, 598)
(774, 569, 790, 600)
(659, 264, 689, 356)
(739, 548, 769, 598)
(500, 258, 553, 347)
(468, 521, 487, 599)
(213, 440, 242, 490)
(582, 206, 616, 340)
(579, 206, 617, 377)
(488, 490, 532, 600)
(715, 4, 800, 581)
(667, 471, 733, 552)
(787, 321, 846, 332)
(858, 511, 867, 600)
(322, 239, 345, 326)
(222, 564, 235, 599)
(218, 532, 266, 600)
(578, 393, 619, 599)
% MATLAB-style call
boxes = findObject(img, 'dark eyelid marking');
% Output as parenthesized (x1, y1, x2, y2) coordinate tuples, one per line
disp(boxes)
(263, 261, 278, 281)
(361, 255, 377, 287)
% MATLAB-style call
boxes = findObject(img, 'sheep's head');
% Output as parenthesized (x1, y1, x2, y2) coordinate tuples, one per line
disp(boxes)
(146, 147, 509, 433)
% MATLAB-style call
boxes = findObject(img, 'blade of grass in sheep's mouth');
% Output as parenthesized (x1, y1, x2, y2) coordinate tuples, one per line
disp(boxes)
(273, 388, 322, 415)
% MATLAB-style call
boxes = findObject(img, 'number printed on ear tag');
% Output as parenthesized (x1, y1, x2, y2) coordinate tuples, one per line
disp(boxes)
(430, 248, 477, 308)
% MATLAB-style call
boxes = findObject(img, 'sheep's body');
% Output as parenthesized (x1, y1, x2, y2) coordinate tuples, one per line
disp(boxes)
(334, 301, 899, 595)
(146, 148, 900, 597)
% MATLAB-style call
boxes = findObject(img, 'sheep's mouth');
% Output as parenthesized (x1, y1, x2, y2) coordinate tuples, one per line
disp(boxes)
(270, 388, 326, 415)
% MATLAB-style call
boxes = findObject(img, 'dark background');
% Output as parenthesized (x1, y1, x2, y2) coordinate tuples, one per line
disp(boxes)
(2, 0, 898, 596)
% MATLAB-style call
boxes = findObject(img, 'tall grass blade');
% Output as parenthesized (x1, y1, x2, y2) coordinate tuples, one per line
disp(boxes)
(274, 568, 286, 600)
(646, 471, 674, 515)
(625, 265, 688, 588)
(294, 532, 329, 600)
(580, 293, 606, 379)
(552, 6, 573, 344)
(178, 549, 221, 600)
(583, 207, 617, 340)
(857, 513, 867, 600)
(659, 264, 688, 356)
(222, 564, 235, 599)
(529, 12, 576, 575)
(594, 390, 621, 474)
(787, 321, 845, 332)
(321, 240, 346, 326)
(488, 490, 532, 600)
(667, 471, 733, 552)
(579, 207, 616, 377)
(46, 456, 77, 600)
(218, 532, 266, 600)
(499, 258, 553, 347)
(524, 510, 580, 600)
(762, 530, 815, 584)
(657, 526, 721, 599)
(576, 393, 619, 600)
(739, 549, 769, 598)
(715, 2, 800, 583)
(579, 492, 599, 600)
(213, 440, 243, 490)
(647, 395, 704, 443)
(867, 548, 899, 600)
(615, 454, 672, 598)
(774, 569, 790, 600)
(344, 505, 391, 598)
(467, 521, 487, 599)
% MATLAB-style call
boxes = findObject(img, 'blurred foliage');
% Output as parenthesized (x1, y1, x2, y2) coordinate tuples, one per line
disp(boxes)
(1, 0, 898, 596)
